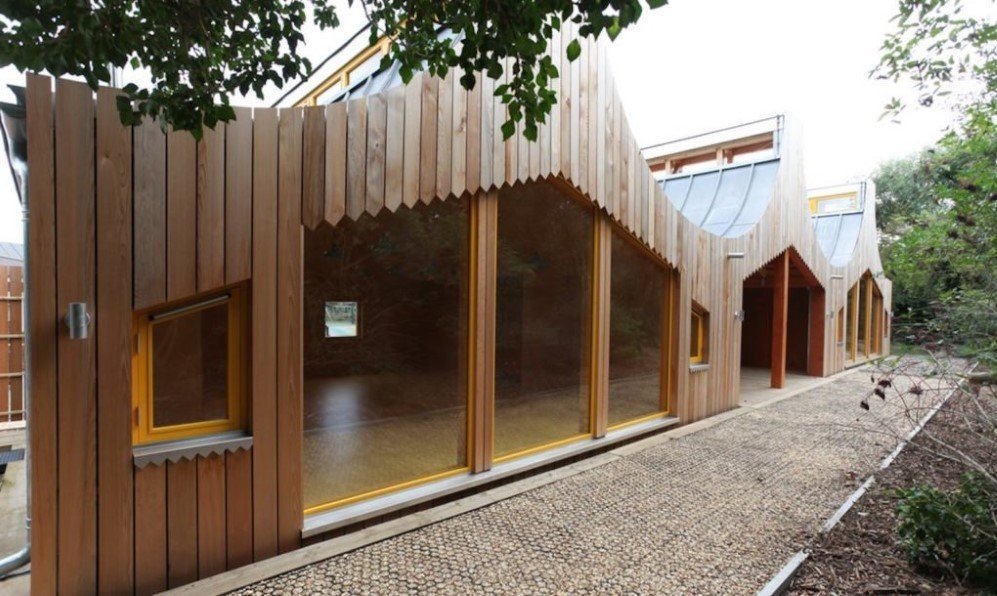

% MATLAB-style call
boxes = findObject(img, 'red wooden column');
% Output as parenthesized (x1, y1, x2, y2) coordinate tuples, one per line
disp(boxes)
(807, 287, 826, 377)
(770, 251, 789, 388)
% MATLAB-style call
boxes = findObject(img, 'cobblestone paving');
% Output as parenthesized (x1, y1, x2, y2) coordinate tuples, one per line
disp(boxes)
(237, 370, 932, 595)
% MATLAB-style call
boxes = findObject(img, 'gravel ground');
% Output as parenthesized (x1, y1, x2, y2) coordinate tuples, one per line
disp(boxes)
(789, 374, 994, 595)
(236, 369, 941, 595)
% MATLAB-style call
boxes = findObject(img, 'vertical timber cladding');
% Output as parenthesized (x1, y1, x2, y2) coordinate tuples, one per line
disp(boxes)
(27, 76, 276, 594)
(27, 19, 893, 593)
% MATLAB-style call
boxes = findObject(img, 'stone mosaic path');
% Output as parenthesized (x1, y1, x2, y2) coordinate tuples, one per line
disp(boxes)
(237, 369, 924, 595)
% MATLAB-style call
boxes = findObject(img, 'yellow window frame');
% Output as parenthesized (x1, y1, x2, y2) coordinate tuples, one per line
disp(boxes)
(836, 307, 845, 343)
(132, 287, 247, 445)
(808, 191, 859, 215)
(690, 305, 708, 364)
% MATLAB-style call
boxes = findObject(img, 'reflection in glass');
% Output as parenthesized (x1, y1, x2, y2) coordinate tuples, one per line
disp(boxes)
(324, 301, 359, 338)
(494, 182, 593, 458)
(608, 231, 668, 427)
(152, 302, 229, 428)
(303, 200, 469, 509)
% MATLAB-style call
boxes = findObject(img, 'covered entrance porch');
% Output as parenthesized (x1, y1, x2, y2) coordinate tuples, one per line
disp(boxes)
(740, 249, 826, 389)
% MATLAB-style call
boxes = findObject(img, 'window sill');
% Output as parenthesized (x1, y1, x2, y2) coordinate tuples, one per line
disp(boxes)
(689, 363, 710, 373)
(133, 431, 252, 469)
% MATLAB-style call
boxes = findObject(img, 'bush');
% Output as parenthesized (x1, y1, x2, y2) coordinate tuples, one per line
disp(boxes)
(896, 473, 997, 587)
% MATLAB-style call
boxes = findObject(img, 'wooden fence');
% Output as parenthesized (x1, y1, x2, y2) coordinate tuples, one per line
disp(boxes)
(0, 265, 24, 427)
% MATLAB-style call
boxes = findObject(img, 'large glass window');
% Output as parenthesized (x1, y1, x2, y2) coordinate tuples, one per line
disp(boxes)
(132, 288, 246, 445)
(607, 230, 670, 428)
(302, 200, 470, 511)
(494, 182, 593, 459)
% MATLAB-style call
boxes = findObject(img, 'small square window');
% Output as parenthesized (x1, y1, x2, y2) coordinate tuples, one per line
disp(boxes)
(133, 287, 247, 445)
(325, 301, 359, 338)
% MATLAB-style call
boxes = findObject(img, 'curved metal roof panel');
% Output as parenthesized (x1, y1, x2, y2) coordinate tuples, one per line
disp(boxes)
(660, 158, 780, 238)
(811, 211, 864, 267)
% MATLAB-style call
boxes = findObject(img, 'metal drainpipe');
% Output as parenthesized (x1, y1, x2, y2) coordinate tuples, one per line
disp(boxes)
(0, 202, 31, 578)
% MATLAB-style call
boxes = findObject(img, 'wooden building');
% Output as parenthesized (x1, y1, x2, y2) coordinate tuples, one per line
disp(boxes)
(17, 24, 890, 594)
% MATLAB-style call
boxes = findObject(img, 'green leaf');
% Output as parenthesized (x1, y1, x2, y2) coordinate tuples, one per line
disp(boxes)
(566, 39, 581, 62)
(607, 19, 622, 41)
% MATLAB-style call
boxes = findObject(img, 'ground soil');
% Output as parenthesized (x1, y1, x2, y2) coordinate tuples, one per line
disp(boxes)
(789, 384, 996, 595)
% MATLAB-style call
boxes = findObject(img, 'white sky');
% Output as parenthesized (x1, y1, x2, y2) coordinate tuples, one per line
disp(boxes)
(0, 0, 958, 244)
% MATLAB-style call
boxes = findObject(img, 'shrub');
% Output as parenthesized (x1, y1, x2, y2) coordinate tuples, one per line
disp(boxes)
(896, 473, 997, 587)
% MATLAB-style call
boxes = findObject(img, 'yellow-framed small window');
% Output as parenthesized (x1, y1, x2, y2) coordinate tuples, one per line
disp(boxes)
(132, 286, 247, 445)
(808, 192, 859, 215)
(690, 303, 709, 364)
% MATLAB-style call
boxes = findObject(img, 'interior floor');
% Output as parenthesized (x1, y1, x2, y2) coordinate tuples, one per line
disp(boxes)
(302, 372, 666, 510)
(738, 367, 815, 407)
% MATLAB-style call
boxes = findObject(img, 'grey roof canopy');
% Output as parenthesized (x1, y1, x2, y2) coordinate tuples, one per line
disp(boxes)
(659, 158, 780, 238)
(812, 211, 863, 267)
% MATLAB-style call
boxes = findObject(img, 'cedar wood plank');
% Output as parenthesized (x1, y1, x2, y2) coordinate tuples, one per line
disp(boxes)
(251, 107, 280, 560)
(346, 99, 367, 219)
(479, 75, 493, 190)
(226, 107, 254, 283)
(450, 71, 467, 198)
(226, 448, 254, 569)
(435, 70, 453, 201)
(418, 74, 438, 204)
(26, 73, 57, 596)
(197, 454, 227, 578)
(167, 460, 198, 588)
(197, 124, 226, 292)
(401, 73, 421, 205)
(133, 118, 166, 310)
(166, 129, 197, 301)
(302, 106, 326, 230)
(134, 465, 168, 594)
(324, 102, 347, 225)
(385, 85, 405, 211)
(55, 78, 97, 594)
(365, 93, 387, 215)
(96, 86, 135, 594)
(465, 74, 481, 193)
(277, 108, 304, 553)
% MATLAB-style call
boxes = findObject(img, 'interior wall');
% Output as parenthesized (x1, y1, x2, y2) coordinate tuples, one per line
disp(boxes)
(741, 288, 773, 368)
(786, 288, 809, 373)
